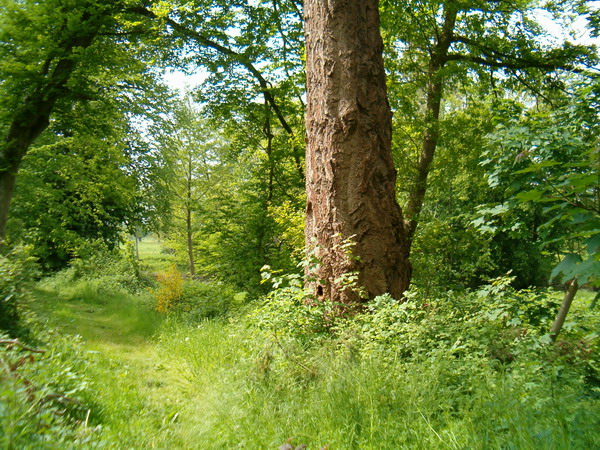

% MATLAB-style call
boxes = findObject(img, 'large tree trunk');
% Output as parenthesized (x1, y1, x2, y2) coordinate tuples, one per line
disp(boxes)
(304, 0, 411, 306)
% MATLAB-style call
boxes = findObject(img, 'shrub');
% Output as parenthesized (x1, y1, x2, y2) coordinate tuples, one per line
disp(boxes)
(149, 277, 599, 449)
(0, 246, 38, 337)
(42, 244, 151, 297)
(331, 275, 564, 363)
(252, 268, 338, 345)
(177, 280, 246, 320)
(0, 331, 98, 447)
(153, 266, 184, 313)
(153, 275, 247, 320)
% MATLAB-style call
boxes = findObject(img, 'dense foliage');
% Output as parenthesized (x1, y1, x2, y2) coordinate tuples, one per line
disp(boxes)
(483, 80, 600, 289)
(0, 246, 37, 337)
(1, 0, 599, 447)
(2, 257, 598, 447)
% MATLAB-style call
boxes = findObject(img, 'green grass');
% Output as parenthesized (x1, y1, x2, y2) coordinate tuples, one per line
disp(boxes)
(135, 235, 174, 273)
(152, 321, 599, 449)
(32, 284, 159, 345)
(27, 281, 188, 447)
(8, 262, 599, 448)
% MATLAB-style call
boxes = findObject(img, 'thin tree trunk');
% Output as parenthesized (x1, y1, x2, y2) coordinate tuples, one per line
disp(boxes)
(134, 230, 140, 261)
(186, 208, 195, 277)
(186, 157, 195, 277)
(304, 0, 411, 306)
(550, 278, 579, 341)
(264, 99, 275, 202)
(403, 5, 457, 250)
(403, 72, 443, 246)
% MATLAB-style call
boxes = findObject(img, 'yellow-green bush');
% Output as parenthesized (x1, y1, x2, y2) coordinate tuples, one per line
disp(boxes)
(153, 266, 184, 313)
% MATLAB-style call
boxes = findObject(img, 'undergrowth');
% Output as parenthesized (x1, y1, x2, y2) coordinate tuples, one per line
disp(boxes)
(2, 256, 599, 448)
(0, 330, 99, 448)
(137, 273, 599, 448)
(0, 246, 38, 338)
(155, 274, 599, 449)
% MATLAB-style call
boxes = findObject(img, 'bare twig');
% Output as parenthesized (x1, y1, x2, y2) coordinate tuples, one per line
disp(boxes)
(0, 339, 46, 354)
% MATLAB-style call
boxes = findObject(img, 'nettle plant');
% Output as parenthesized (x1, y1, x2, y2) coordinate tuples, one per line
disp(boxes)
(256, 236, 368, 342)
(256, 264, 332, 346)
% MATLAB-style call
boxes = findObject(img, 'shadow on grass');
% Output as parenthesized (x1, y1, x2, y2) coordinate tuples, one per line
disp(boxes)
(31, 286, 162, 347)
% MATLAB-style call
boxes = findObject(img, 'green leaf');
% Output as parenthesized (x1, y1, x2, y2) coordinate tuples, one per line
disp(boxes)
(514, 160, 561, 174)
(587, 234, 600, 256)
(566, 174, 597, 191)
(480, 204, 509, 216)
(471, 217, 486, 227)
(550, 253, 582, 283)
(591, 292, 600, 310)
(575, 257, 600, 285)
(514, 189, 543, 202)
(572, 212, 595, 225)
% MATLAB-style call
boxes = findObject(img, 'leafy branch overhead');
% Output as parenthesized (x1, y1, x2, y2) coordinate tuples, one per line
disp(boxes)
(127, 3, 304, 178)
(384, 0, 599, 251)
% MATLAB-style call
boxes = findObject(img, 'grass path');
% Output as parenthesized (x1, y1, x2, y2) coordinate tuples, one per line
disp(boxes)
(30, 267, 216, 446)
(25, 239, 258, 447)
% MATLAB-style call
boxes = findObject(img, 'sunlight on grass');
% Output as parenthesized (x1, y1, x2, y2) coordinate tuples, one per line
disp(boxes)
(33, 284, 160, 345)
(18, 270, 600, 449)
(136, 235, 174, 273)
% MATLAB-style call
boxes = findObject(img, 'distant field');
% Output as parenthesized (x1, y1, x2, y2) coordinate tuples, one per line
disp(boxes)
(134, 235, 174, 272)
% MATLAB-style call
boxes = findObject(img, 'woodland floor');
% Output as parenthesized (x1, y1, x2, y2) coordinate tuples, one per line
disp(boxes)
(18, 238, 600, 449)
(27, 241, 222, 448)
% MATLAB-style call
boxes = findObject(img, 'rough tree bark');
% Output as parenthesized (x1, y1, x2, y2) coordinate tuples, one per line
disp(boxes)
(304, 0, 411, 306)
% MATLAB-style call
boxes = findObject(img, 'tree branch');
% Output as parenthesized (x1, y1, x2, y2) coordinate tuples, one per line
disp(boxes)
(129, 7, 293, 133)
(128, 6, 304, 179)
(452, 34, 599, 74)
(444, 51, 586, 74)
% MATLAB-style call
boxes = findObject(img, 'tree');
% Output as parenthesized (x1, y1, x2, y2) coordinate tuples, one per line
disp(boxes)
(0, 0, 113, 239)
(483, 79, 600, 339)
(0, 0, 172, 267)
(382, 0, 598, 252)
(155, 99, 220, 277)
(0, 0, 168, 242)
(6, 95, 148, 270)
(129, 1, 305, 180)
(304, 0, 411, 306)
